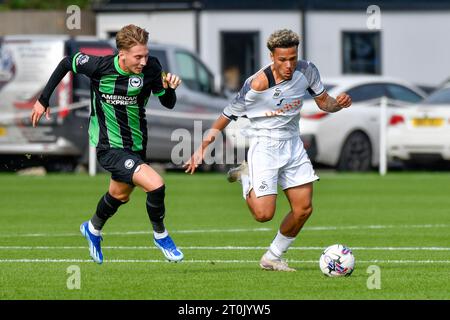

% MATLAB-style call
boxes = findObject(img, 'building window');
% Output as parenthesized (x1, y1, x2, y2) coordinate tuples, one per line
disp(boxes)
(342, 31, 381, 74)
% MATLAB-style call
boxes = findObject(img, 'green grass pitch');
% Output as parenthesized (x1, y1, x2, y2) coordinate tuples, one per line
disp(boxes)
(0, 171, 449, 300)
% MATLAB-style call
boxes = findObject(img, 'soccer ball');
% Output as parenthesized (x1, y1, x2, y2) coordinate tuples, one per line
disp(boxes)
(319, 244, 355, 277)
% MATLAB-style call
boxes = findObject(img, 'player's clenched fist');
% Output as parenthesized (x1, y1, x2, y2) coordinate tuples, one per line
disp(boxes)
(163, 72, 182, 89)
(336, 92, 352, 108)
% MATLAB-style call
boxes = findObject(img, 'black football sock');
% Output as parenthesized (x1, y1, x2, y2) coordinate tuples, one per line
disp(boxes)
(91, 192, 126, 230)
(146, 185, 166, 233)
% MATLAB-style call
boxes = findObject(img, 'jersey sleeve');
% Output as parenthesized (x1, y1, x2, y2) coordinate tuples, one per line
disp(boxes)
(38, 57, 71, 108)
(148, 57, 166, 97)
(71, 52, 102, 78)
(305, 62, 325, 97)
(222, 79, 251, 120)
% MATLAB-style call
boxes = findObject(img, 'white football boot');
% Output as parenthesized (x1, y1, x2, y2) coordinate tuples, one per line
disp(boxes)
(259, 253, 296, 272)
(226, 160, 248, 183)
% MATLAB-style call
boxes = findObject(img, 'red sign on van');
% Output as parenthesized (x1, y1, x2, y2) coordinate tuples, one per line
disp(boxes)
(79, 47, 114, 56)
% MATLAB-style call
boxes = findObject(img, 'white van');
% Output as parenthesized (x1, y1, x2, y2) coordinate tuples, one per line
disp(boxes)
(0, 35, 114, 171)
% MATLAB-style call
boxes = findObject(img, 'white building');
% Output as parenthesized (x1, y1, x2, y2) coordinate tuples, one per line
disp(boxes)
(94, 0, 450, 91)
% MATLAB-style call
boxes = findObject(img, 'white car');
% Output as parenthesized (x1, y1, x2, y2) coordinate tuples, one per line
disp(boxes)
(299, 76, 426, 171)
(388, 84, 450, 165)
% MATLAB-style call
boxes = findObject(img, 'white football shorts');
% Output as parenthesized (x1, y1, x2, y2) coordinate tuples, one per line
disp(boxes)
(247, 135, 319, 197)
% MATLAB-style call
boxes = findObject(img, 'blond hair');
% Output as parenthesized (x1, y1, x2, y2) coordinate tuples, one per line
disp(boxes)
(267, 29, 300, 52)
(116, 24, 149, 50)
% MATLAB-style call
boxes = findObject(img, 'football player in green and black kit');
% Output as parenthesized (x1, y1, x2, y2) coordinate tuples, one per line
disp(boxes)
(31, 24, 184, 264)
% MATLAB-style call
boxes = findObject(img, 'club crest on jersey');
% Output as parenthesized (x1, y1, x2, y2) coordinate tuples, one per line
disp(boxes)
(76, 54, 89, 66)
(129, 76, 143, 88)
(273, 88, 282, 98)
(124, 159, 135, 170)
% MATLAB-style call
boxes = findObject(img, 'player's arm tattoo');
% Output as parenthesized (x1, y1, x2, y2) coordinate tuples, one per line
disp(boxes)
(314, 92, 342, 113)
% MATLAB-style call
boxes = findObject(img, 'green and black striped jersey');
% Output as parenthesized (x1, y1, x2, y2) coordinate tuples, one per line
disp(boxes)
(71, 52, 168, 152)
(39, 52, 176, 154)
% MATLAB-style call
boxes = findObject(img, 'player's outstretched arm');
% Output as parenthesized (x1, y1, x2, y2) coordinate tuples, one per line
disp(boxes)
(314, 91, 352, 113)
(30, 56, 72, 127)
(184, 115, 231, 174)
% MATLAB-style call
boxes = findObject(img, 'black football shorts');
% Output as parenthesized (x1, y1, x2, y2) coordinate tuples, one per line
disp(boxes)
(97, 148, 146, 186)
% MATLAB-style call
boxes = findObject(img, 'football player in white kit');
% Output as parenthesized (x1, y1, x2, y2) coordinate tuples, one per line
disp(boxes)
(184, 29, 351, 271)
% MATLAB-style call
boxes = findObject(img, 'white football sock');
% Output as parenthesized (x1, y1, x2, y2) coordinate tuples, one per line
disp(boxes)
(154, 229, 168, 239)
(241, 174, 251, 199)
(88, 220, 101, 236)
(266, 230, 296, 259)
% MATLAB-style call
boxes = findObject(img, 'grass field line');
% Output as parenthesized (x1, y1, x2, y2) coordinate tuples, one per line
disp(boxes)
(1, 246, 450, 251)
(1, 223, 448, 238)
(0, 227, 272, 238)
(0, 258, 450, 264)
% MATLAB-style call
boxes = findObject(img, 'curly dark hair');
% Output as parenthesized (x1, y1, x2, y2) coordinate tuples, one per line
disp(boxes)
(267, 29, 300, 52)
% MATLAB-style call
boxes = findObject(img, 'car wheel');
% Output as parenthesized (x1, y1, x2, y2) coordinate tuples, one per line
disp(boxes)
(337, 131, 372, 171)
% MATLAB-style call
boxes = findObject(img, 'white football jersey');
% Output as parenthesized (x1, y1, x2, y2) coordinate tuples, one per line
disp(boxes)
(223, 60, 324, 139)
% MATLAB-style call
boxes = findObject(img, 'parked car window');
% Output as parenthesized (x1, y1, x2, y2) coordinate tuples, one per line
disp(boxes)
(421, 87, 450, 105)
(175, 51, 214, 94)
(386, 84, 423, 103)
(346, 83, 387, 103)
(198, 62, 212, 93)
(149, 49, 169, 71)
